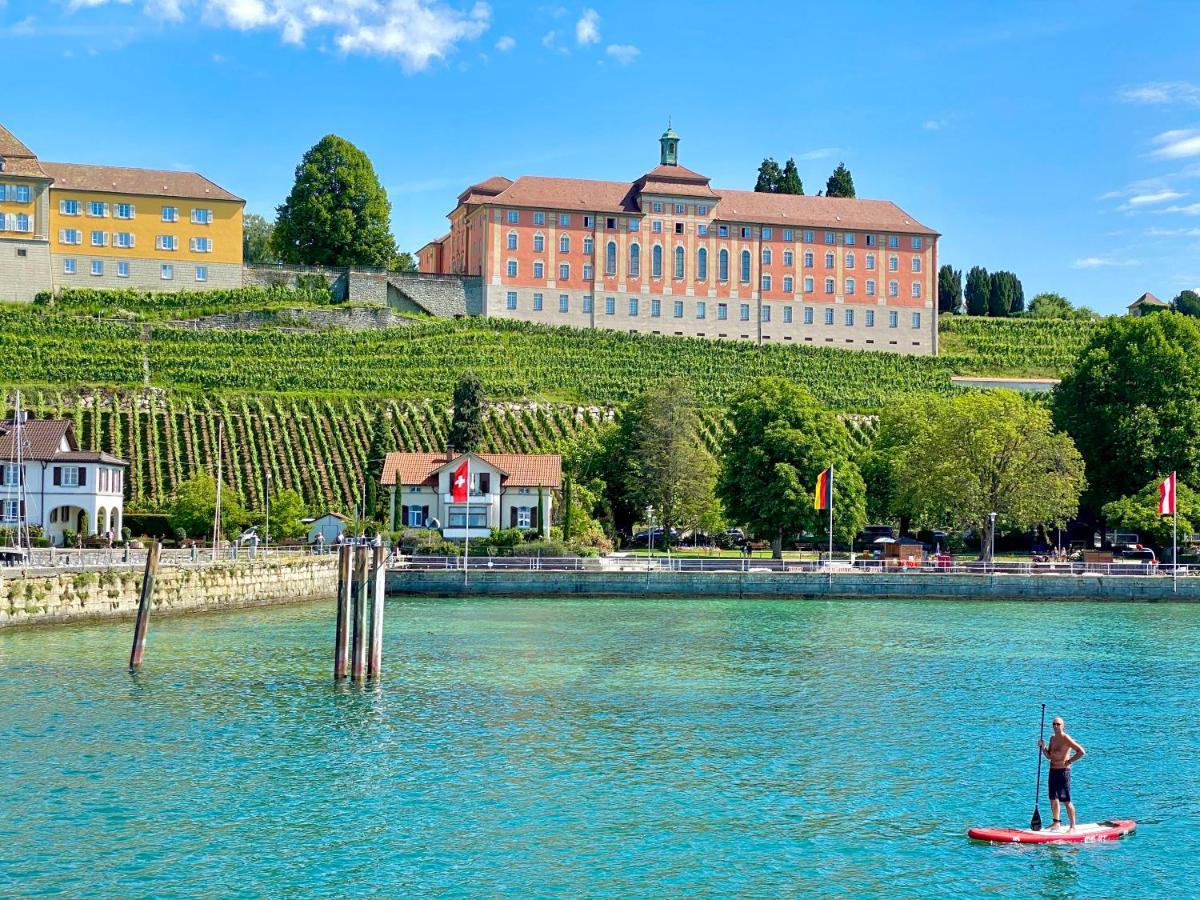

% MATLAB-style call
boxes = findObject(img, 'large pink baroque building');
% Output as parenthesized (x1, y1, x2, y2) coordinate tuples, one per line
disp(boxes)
(418, 128, 939, 354)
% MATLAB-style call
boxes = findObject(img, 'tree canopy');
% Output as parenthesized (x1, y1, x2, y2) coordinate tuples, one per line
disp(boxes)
(365, 407, 398, 521)
(447, 373, 485, 453)
(988, 270, 1024, 317)
(824, 163, 856, 198)
(893, 391, 1085, 560)
(259, 487, 308, 541)
(242, 213, 278, 264)
(754, 157, 804, 194)
(168, 473, 248, 541)
(937, 265, 962, 314)
(1102, 478, 1198, 553)
(1172, 289, 1200, 318)
(273, 134, 399, 268)
(718, 378, 866, 555)
(1053, 312, 1200, 507)
(965, 266, 990, 316)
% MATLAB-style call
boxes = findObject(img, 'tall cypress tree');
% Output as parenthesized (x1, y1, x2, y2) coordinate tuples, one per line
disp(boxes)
(825, 162, 856, 198)
(447, 373, 485, 453)
(937, 265, 963, 314)
(779, 158, 804, 195)
(965, 266, 990, 316)
(365, 407, 398, 521)
(989, 271, 1021, 318)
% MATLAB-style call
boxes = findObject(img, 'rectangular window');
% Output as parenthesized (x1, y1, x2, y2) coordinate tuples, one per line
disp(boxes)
(761, 305, 771, 322)
(718, 225, 729, 237)
(866, 254, 876, 271)
(189, 237, 213, 253)
(629, 297, 639, 316)
(161, 264, 174, 280)
(762, 248, 772, 265)
(534, 234, 545, 252)
(783, 276, 793, 292)
(761, 275, 771, 291)
(866, 234, 877, 247)
(195, 265, 207, 282)
(912, 257, 922, 273)
(804, 276, 814, 293)
(845, 233, 856, 246)
(506, 291, 517, 310)
(912, 312, 922, 329)
(118, 261, 130, 278)
(60, 199, 80, 216)
(507, 232, 518, 250)
(559, 213, 570, 226)
(583, 216, 594, 228)
(784, 229, 794, 242)
(628, 219, 639, 231)
(845, 278, 855, 295)
(115, 203, 134, 219)
(507, 210, 519, 224)
(63, 258, 76, 274)
(448, 505, 488, 528)
(912, 237, 923, 250)
(516, 506, 532, 529)
(162, 206, 178, 223)
(605, 217, 616, 230)
(191, 208, 213, 225)
(533, 211, 546, 225)
(825, 308, 834, 325)
(697, 205, 708, 216)
(697, 224, 708, 237)
(696, 301, 706, 320)
(866, 309, 875, 327)
(824, 232, 834, 245)
(824, 278, 835, 294)
(652, 201, 663, 213)
(581, 295, 591, 313)
(804, 251, 814, 267)
(113, 232, 133, 248)
(762, 227, 773, 240)
(845, 253, 855, 270)
(889, 310, 899, 328)
(889, 280, 899, 297)
(62, 466, 81, 487)
(739, 303, 750, 321)
(0, 464, 17, 487)
(888, 235, 899, 249)
(14, 185, 30, 202)
(156, 234, 178, 251)
(533, 292, 544, 311)
(87, 201, 107, 217)
(651, 298, 662, 317)
(652, 220, 663, 233)
(804, 306, 814, 325)
(1, 499, 17, 523)
(506, 260, 517, 277)
(889, 256, 899, 271)
(740, 226, 751, 239)
(605, 297, 616, 315)
(783, 306, 793, 323)
(844, 309, 854, 326)
(91, 259, 103, 276)
(674, 203, 686, 214)
(912, 282, 922, 299)
(583, 236, 593, 254)
(533, 262, 544, 279)
(803, 230, 814, 243)
(718, 303, 728, 320)
(559, 263, 570, 281)
(674, 222, 684, 235)
(674, 300, 684, 318)
(90, 230, 107, 247)
(866, 279, 876, 296)
(561, 294, 571, 313)
(783, 250, 793, 266)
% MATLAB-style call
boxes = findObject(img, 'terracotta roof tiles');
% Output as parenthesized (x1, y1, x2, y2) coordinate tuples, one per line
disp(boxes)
(0, 123, 48, 179)
(382, 451, 562, 488)
(41, 161, 243, 203)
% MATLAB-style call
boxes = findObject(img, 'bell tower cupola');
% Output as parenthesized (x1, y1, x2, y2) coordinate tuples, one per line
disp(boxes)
(659, 121, 679, 166)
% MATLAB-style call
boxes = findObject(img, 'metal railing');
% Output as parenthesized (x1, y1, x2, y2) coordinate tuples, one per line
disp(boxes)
(1, 544, 318, 574)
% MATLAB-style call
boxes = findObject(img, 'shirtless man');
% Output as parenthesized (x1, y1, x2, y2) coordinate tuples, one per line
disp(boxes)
(1039, 716, 1086, 831)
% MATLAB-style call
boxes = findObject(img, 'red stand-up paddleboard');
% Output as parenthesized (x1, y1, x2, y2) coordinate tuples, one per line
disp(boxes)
(968, 819, 1136, 844)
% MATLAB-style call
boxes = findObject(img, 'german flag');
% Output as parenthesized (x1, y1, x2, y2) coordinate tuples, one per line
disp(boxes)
(814, 466, 833, 511)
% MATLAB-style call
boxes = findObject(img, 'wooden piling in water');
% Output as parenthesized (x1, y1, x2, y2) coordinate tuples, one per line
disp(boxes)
(334, 544, 352, 679)
(128, 542, 162, 671)
(367, 544, 386, 678)
(351, 545, 369, 681)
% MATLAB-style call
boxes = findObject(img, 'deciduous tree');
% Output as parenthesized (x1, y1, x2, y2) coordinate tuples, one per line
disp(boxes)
(168, 474, 248, 541)
(718, 378, 866, 556)
(825, 162, 856, 198)
(895, 391, 1085, 560)
(242, 213, 278, 264)
(1102, 478, 1198, 553)
(1172, 289, 1200, 318)
(273, 134, 399, 267)
(447, 373, 485, 453)
(1053, 312, 1200, 507)
(755, 158, 782, 193)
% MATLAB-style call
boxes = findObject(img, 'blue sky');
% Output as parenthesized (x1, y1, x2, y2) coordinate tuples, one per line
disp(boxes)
(4, 0, 1200, 313)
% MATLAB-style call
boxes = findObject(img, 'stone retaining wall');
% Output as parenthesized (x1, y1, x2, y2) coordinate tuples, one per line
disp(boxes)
(1, 557, 337, 626)
(169, 305, 407, 331)
(387, 569, 1200, 602)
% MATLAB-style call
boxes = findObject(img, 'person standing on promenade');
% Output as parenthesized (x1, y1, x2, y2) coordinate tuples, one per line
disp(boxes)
(1039, 716, 1086, 831)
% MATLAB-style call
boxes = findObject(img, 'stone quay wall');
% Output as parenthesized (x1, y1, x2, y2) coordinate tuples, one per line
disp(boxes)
(386, 569, 1200, 603)
(1, 556, 337, 627)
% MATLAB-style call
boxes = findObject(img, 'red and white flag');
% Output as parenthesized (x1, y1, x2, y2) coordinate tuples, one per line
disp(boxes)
(451, 459, 469, 503)
(1158, 472, 1177, 516)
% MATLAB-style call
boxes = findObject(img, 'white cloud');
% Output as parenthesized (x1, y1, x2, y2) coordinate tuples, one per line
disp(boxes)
(575, 7, 598, 44)
(1119, 81, 1200, 107)
(68, 0, 130, 8)
(1166, 202, 1200, 215)
(55, 0, 492, 70)
(1123, 190, 1187, 208)
(923, 118, 950, 131)
(1148, 227, 1200, 237)
(795, 147, 839, 161)
(494, 33, 513, 50)
(1072, 256, 1140, 269)
(605, 43, 637, 64)
(541, 29, 556, 46)
(1152, 129, 1200, 160)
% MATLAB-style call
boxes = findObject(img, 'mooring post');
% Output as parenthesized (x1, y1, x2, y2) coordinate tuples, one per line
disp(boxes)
(351, 544, 369, 681)
(128, 541, 162, 671)
(367, 543, 386, 678)
(334, 543, 352, 679)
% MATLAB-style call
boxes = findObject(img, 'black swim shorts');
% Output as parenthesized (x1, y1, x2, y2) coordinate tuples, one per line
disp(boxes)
(1048, 766, 1071, 802)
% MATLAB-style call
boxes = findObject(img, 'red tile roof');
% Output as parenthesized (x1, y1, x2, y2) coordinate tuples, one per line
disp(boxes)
(42, 161, 243, 203)
(382, 452, 562, 488)
(490, 175, 640, 213)
(458, 175, 514, 204)
(714, 189, 936, 235)
(0, 418, 128, 465)
(1128, 291, 1167, 308)
(0, 123, 49, 179)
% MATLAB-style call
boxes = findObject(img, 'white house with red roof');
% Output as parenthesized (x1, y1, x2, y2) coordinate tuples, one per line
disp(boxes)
(1, 416, 128, 546)
(380, 451, 561, 540)
(417, 126, 940, 354)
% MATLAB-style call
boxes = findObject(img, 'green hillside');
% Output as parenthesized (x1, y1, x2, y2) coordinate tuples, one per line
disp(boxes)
(937, 316, 1099, 376)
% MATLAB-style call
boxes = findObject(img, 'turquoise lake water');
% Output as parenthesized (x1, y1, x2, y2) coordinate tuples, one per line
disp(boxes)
(1, 598, 1197, 896)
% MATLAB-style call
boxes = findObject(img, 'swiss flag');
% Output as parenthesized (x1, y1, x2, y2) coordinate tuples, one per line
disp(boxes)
(1158, 472, 1177, 516)
(451, 459, 469, 503)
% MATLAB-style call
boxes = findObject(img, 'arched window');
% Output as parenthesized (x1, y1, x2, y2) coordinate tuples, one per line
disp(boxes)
(697, 247, 708, 281)
(674, 245, 685, 279)
(719, 249, 729, 281)
(629, 242, 640, 277)
(507, 231, 518, 251)
(740, 250, 751, 283)
(606, 241, 617, 276)
(652, 245, 663, 278)
(825, 252, 835, 268)
(845, 251, 855, 269)
(533, 233, 545, 252)
(559, 234, 570, 253)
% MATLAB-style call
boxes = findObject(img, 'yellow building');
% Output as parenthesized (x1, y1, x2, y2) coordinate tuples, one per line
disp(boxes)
(0, 123, 243, 300)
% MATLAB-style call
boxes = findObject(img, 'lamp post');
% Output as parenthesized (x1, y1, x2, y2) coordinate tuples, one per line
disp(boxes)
(264, 471, 271, 555)
(646, 505, 655, 567)
(989, 511, 997, 571)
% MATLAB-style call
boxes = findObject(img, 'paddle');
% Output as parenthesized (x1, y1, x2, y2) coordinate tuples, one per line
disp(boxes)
(1031, 703, 1046, 831)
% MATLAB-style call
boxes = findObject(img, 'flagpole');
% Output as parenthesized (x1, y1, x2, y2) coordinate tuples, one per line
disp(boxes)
(828, 463, 835, 574)
(463, 456, 470, 583)
(1173, 471, 1178, 594)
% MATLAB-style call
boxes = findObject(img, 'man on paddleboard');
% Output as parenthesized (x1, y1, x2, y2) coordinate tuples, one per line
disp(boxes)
(1039, 716, 1086, 831)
